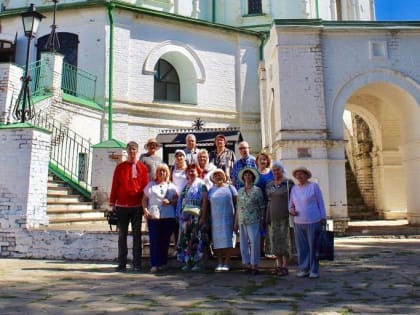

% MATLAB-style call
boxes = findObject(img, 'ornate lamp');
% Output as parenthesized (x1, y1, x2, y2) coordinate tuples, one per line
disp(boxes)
(13, 4, 45, 123)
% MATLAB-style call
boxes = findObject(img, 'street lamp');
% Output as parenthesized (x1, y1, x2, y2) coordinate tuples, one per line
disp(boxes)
(13, 4, 45, 123)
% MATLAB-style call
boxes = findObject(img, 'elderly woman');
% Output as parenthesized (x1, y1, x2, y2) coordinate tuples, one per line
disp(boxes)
(140, 138, 162, 180)
(234, 167, 265, 275)
(177, 163, 209, 271)
(197, 149, 217, 190)
(208, 169, 237, 271)
(289, 166, 327, 279)
(142, 163, 178, 273)
(266, 161, 294, 276)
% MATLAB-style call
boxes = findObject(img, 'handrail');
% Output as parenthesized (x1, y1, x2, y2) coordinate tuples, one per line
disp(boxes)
(62, 62, 97, 102)
(30, 110, 92, 198)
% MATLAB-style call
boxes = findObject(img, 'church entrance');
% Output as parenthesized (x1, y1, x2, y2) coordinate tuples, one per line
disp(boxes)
(340, 81, 420, 224)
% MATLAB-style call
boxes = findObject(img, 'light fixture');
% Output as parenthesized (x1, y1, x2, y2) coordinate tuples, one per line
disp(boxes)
(13, 4, 45, 123)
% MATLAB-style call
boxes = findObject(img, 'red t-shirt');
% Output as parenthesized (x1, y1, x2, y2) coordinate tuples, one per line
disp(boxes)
(109, 161, 149, 207)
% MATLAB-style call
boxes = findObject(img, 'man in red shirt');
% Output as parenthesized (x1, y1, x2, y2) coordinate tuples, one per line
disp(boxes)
(109, 141, 149, 272)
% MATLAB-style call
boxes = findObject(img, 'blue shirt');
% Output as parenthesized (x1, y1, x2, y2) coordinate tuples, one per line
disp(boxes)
(230, 155, 257, 189)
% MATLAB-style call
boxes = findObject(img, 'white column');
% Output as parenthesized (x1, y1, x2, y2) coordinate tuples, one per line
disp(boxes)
(91, 139, 127, 209)
(0, 126, 51, 229)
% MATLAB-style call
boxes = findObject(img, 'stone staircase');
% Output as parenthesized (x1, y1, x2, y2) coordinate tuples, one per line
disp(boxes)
(345, 161, 379, 220)
(47, 174, 106, 228)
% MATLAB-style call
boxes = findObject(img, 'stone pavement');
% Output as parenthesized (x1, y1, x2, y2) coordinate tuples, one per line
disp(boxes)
(0, 235, 419, 315)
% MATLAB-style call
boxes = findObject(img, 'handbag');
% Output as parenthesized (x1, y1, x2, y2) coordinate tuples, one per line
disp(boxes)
(182, 204, 201, 216)
(315, 227, 334, 261)
(105, 211, 119, 231)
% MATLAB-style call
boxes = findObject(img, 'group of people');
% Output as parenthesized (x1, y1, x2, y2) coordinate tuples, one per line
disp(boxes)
(109, 133, 327, 279)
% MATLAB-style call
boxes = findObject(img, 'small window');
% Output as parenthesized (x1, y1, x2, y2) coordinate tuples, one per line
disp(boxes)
(248, 0, 262, 15)
(154, 59, 180, 102)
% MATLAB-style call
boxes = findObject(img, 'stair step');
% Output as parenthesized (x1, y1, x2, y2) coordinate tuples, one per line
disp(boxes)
(48, 211, 104, 221)
(47, 205, 97, 216)
(47, 182, 67, 188)
(47, 202, 93, 211)
(47, 196, 84, 203)
(47, 187, 73, 195)
(49, 216, 107, 225)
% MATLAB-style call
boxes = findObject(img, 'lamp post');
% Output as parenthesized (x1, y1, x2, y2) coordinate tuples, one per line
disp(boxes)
(13, 4, 45, 123)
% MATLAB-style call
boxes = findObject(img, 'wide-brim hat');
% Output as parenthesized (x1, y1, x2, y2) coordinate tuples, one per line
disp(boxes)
(144, 138, 161, 149)
(210, 168, 227, 183)
(238, 167, 259, 185)
(292, 166, 312, 179)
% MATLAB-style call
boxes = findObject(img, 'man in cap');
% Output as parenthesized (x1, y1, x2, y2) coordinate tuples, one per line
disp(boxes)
(140, 138, 162, 179)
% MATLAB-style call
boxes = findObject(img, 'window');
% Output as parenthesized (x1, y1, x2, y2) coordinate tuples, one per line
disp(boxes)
(154, 59, 180, 102)
(248, 0, 262, 15)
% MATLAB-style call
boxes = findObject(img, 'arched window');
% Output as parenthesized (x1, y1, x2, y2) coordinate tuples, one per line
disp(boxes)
(248, 0, 262, 14)
(154, 59, 180, 102)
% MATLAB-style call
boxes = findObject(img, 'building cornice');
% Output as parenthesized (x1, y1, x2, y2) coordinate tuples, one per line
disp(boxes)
(0, 0, 261, 37)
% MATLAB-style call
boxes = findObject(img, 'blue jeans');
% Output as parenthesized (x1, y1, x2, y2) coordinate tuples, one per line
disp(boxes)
(294, 221, 322, 274)
(239, 222, 260, 266)
(147, 218, 176, 267)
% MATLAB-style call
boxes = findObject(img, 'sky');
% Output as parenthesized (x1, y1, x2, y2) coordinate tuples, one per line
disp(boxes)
(375, 0, 420, 21)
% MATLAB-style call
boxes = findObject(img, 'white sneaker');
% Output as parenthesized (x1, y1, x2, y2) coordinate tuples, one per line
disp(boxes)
(215, 264, 224, 271)
(309, 272, 319, 279)
(221, 264, 230, 271)
(296, 270, 309, 277)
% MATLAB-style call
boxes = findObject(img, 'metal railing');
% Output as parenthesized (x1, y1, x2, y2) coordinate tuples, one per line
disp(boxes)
(31, 110, 92, 198)
(27, 60, 45, 97)
(62, 62, 97, 102)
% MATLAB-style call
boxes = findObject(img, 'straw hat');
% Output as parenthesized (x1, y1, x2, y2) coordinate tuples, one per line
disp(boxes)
(238, 167, 259, 185)
(292, 166, 312, 179)
(144, 138, 161, 150)
(210, 168, 227, 183)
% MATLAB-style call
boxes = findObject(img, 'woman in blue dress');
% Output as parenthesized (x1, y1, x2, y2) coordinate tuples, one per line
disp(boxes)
(208, 169, 237, 271)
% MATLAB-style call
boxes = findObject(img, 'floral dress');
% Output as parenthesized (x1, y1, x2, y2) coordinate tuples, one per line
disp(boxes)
(176, 178, 209, 267)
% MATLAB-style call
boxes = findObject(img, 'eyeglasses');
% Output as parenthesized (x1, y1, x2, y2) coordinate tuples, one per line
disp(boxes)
(239, 147, 249, 150)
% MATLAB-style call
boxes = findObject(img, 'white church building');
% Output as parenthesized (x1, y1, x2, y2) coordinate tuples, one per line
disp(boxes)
(0, 0, 419, 259)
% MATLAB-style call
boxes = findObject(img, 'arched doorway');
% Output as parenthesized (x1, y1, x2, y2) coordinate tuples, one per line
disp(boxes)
(336, 80, 420, 224)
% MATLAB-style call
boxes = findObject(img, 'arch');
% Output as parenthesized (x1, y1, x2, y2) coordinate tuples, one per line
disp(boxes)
(143, 40, 205, 83)
(329, 68, 420, 140)
(345, 102, 382, 151)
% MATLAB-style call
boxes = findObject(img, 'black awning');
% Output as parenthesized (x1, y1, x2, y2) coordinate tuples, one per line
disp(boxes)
(156, 128, 243, 164)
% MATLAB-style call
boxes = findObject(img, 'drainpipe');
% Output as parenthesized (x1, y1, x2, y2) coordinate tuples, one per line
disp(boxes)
(107, 2, 115, 140)
(315, 0, 320, 18)
(212, 0, 216, 23)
